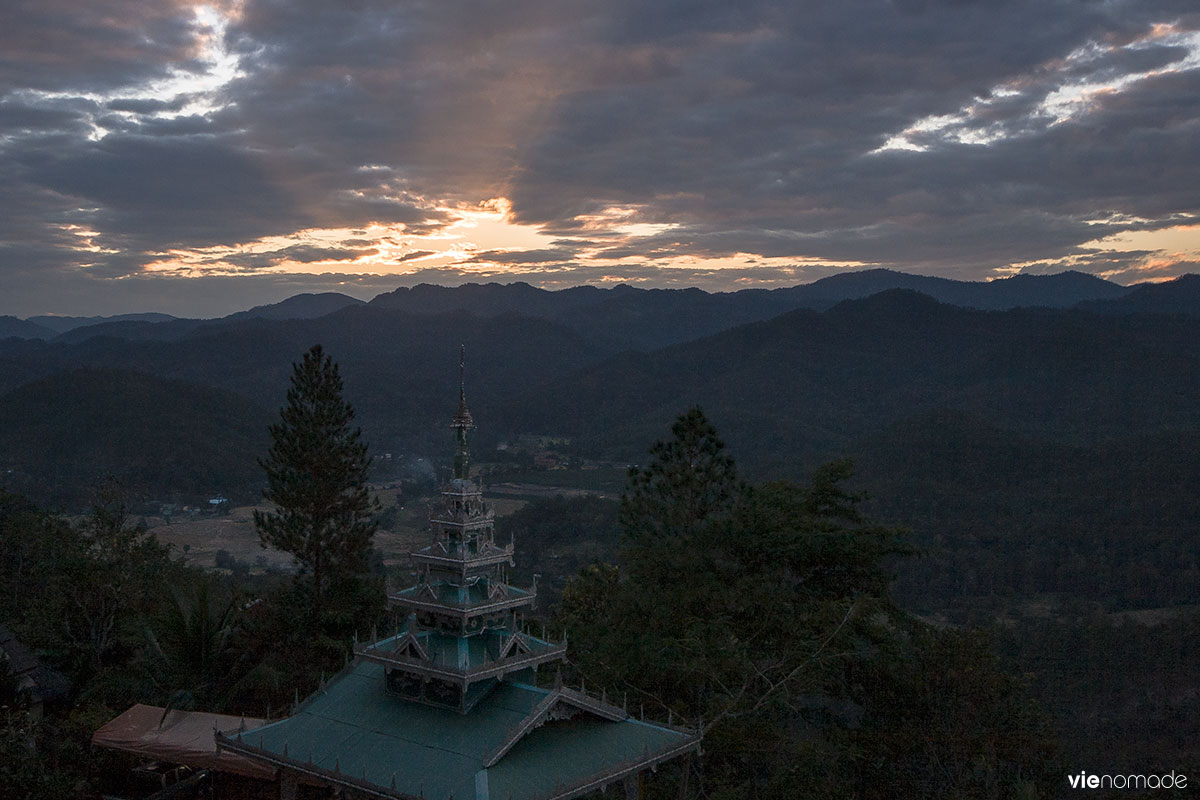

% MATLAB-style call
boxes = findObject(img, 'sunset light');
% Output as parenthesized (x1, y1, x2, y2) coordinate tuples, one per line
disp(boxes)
(0, 1, 1196, 316)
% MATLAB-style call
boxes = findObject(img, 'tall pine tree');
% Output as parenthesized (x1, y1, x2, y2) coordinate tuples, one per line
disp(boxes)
(254, 345, 378, 637)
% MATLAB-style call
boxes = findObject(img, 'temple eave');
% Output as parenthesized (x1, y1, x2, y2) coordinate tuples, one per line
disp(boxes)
(388, 590, 536, 619)
(534, 735, 702, 800)
(356, 642, 569, 686)
(411, 547, 512, 569)
(216, 732, 418, 800)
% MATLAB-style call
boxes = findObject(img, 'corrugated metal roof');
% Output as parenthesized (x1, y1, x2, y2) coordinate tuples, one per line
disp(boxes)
(221, 660, 697, 800)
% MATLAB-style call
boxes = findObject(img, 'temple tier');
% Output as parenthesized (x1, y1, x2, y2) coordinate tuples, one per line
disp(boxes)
(365, 440, 565, 711)
(216, 352, 698, 800)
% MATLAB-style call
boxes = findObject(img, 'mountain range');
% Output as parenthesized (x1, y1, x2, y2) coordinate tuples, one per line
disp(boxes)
(6, 271, 1196, 349)
(1, 272, 1197, 510)
(3, 292, 363, 343)
(503, 288, 1200, 467)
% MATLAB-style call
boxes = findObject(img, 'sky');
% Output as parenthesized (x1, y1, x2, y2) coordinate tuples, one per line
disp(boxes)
(2, 0, 1199, 318)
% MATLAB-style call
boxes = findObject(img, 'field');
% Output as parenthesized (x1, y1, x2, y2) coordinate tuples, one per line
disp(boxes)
(145, 486, 530, 574)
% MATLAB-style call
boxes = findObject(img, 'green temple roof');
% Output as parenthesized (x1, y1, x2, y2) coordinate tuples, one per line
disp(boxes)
(218, 659, 698, 800)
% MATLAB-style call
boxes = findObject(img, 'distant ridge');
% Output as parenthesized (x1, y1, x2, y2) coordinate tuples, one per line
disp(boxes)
(28, 312, 178, 334)
(1075, 274, 1200, 316)
(3, 285, 1199, 507)
(369, 281, 612, 317)
(0, 304, 609, 454)
(504, 289, 1200, 465)
(15, 270, 1158, 349)
(48, 292, 365, 344)
(365, 270, 1136, 350)
(52, 318, 206, 344)
(775, 268, 1131, 310)
(222, 291, 365, 322)
(0, 316, 55, 340)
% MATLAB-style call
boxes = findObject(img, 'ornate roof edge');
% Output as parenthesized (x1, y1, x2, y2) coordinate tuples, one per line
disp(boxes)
(529, 734, 701, 800)
(217, 730, 421, 800)
(482, 684, 630, 768)
(355, 639, 568, 688)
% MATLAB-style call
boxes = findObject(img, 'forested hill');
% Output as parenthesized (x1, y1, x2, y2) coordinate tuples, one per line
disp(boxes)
(342, 269, 1142, 350)
(770, 267, 1130, 310)
(2, 287, 1199, 505)
(505, 289, 1200, 468)
(9, 269, 1174, 348)
(9, 289, 1193, 619)
(51, 292, 365, 343)
(846, 409, 1200, 615)
(0, 368, 271, 507)
(0, 306, 608, 471)
(24, 312, 177, 335)
(0, 316, 55, 339)
(1075, 272, 1200, 316)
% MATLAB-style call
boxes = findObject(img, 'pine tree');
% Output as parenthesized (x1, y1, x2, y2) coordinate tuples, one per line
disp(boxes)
(254, 345, 378, 637)
(618, 406, 744, 585)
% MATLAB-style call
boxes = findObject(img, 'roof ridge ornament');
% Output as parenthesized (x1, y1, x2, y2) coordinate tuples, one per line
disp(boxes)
(452, 345, 474, 479)
(453, 344, 473, 428)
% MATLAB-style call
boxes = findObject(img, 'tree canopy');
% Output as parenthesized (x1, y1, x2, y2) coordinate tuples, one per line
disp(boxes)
(558, 407, 1056, 798)
(254, 344, 378, 638)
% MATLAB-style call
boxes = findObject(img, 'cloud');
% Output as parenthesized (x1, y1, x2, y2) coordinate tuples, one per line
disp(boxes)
(0, 0, 198, 93)
(393, 250, 436, 263)
(217, 244, 380, 270)
(1, 0, 1199, 314)
(464, 248, 578, 265)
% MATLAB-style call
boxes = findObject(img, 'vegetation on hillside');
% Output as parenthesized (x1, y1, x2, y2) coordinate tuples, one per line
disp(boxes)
(0, 348, 387, 795)
(2, 288, 1197, 796)
(0, 368, 270, 508)
(557, 409, 1058, 799)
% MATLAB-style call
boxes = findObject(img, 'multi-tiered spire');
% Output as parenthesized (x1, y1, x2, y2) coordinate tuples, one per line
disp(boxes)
(452, 343, 473, 480)
(358, 348, 566, 712)
(217, 349, 700, 799)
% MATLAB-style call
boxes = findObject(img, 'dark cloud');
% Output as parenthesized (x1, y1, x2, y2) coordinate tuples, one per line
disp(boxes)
(219, 244, 379, 270)
(26, 135, 296, 244)
(465, 248, 578, 264)
(0, 99, 96, 135)
(2, 0, 1199, 314)
(0, 0, 197, 93)
(278, 245, 377, 263)
(497, 0, 1199, 274)
(394, 250, 437, 263)
(105, 96, 191, 114)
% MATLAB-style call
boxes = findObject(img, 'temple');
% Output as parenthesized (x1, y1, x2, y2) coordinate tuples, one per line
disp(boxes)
(216, 350, 699, 799)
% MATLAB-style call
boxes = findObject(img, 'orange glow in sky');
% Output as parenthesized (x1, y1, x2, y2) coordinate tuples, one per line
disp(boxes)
(139, 198, 876, 285)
